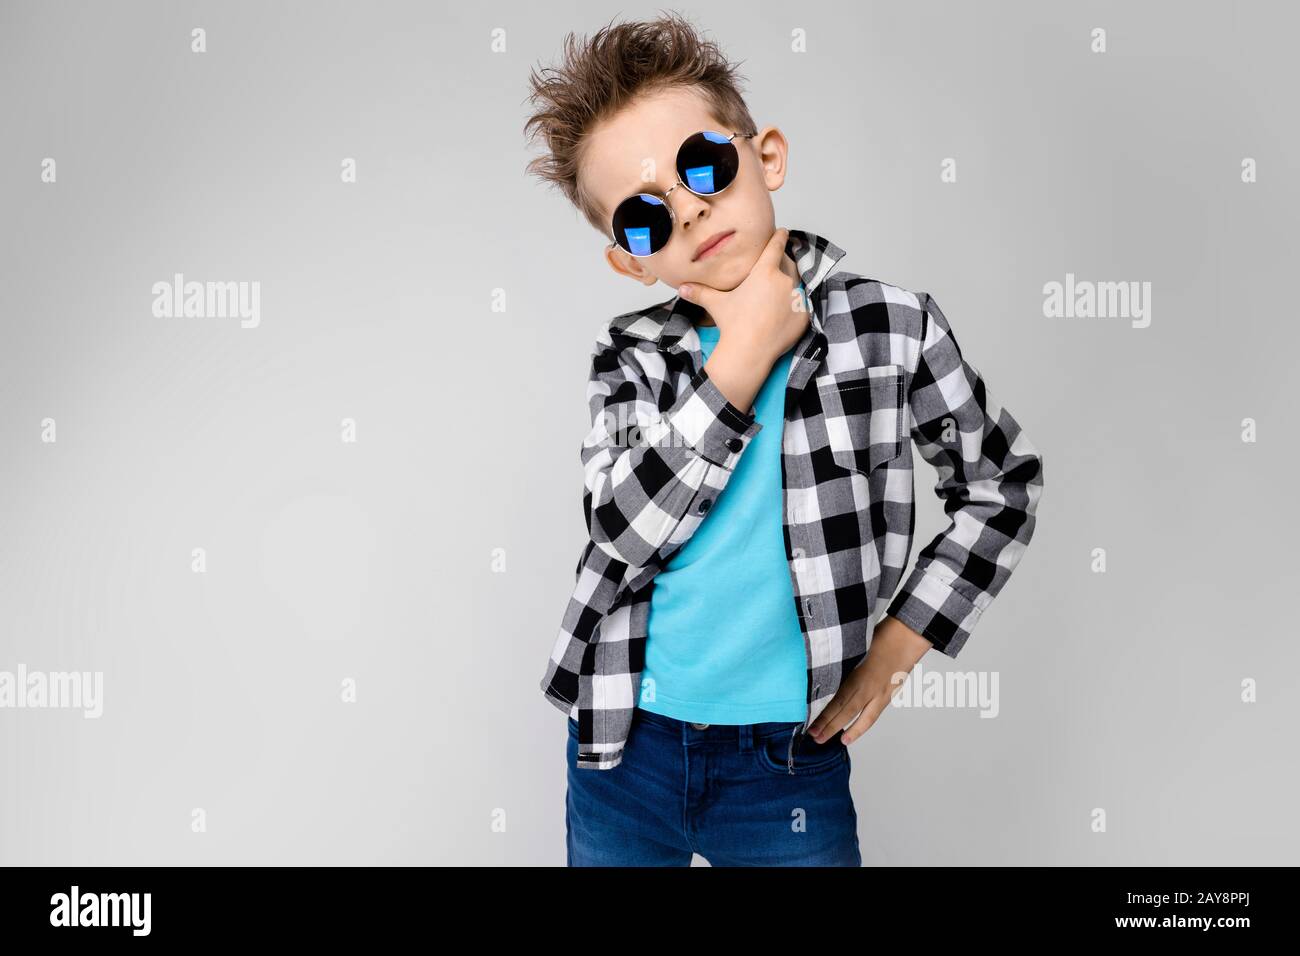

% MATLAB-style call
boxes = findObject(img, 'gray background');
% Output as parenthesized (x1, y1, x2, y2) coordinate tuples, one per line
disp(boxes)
(1, 0, 1296, 865)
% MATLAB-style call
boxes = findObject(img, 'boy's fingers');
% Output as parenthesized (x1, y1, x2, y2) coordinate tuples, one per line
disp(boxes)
(758, 226, 790, 271)
(840, 697, 883, 745)
(677, 281, 719, 309)
(779, 250, 799, 281)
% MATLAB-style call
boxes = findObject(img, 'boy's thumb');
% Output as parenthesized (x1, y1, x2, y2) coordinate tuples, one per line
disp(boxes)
(678, 283, 710, 305)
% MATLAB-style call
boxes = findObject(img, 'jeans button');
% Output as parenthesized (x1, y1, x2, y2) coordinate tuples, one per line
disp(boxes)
(690, 722, 709, 730)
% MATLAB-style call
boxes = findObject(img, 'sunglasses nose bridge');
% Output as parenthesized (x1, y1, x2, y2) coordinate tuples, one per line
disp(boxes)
(667, 177, 724, 236)
(662, 180, 716, 234)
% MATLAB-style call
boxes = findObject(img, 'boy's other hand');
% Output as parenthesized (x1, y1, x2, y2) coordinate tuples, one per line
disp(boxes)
(805, 616, 933, 746)
(677, 226, 809, 368)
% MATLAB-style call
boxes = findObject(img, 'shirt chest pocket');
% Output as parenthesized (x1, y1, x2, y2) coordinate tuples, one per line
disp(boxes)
(817, 364, 907, 474)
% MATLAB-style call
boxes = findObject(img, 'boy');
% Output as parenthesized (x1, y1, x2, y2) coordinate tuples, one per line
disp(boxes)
(525, 13, 1044, 866)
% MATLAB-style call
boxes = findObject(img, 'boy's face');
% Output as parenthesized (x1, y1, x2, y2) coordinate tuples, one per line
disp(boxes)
(583, 85, 788, 297)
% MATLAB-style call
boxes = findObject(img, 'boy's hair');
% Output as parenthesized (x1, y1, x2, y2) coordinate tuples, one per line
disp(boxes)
(523, 10, 757, 237)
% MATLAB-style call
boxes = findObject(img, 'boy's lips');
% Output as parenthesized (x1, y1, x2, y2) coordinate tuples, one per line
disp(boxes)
(692, 229, 735, 261)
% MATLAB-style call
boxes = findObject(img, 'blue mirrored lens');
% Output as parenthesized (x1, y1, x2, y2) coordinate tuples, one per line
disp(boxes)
(612, 192, 673, 256)
(683, 166, 716, 193)
(623, 227, 652, 256)
(677, 132, 739, 197)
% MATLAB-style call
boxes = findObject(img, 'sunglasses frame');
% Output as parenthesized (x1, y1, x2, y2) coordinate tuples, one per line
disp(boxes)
(606, 129, 758, 258)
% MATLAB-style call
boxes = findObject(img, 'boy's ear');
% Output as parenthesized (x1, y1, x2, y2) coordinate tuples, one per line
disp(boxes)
(604, 245, 660, 286)
(752, 125, 789, 191)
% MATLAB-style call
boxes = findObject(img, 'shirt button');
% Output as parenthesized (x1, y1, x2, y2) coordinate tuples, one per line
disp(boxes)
(804, 598, 817, 619)
(725, 437, 742, 453)
(697, 498, 712, 514)
(691, 722, 710, 730)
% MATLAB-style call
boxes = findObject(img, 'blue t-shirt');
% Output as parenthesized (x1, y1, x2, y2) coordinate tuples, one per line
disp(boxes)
(638, 321, 808, 724)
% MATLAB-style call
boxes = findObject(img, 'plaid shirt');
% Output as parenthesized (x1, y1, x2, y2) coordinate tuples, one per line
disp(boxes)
(540, 228, 1044, 769)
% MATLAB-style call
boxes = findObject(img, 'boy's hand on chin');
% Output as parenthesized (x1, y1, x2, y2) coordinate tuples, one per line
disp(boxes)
(805, 616, 933, 746)
(676, 226, 808, 367)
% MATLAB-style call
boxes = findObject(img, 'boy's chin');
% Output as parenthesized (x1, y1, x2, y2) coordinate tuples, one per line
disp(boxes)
(667, 254, 756, 294)
(708, 261, 755, 293)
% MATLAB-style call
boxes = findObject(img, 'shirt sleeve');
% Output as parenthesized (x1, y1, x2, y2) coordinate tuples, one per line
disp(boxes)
(580, 325, 763, 571)
(885, 292, 1045, 656)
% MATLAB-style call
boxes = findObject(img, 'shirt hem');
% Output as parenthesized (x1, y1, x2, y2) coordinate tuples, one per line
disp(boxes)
(637, 694, 807, 725)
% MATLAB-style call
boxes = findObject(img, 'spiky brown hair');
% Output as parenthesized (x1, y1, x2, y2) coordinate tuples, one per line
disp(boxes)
(523, 10, 758, 237)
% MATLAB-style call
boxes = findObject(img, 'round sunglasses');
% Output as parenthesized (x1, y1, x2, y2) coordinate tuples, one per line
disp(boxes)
(607, 129, 757, 257)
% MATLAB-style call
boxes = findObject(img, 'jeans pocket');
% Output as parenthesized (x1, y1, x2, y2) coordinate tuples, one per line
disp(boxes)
(754, 728, 847, 776)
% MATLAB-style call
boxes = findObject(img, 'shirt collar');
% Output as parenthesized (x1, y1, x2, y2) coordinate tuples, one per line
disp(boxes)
(608, 228, 847, 350)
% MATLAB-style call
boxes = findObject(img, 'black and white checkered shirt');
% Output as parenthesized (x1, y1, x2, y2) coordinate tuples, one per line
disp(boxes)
(540, 228, 1044, 769)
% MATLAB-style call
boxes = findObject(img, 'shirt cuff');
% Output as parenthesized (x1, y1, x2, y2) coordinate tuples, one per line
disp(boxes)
(665, 364, 762, 469)
(885, 564, 989, 658)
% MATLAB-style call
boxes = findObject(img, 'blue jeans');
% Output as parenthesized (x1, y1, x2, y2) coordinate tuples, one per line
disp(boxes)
(566, 707, 861, 866)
